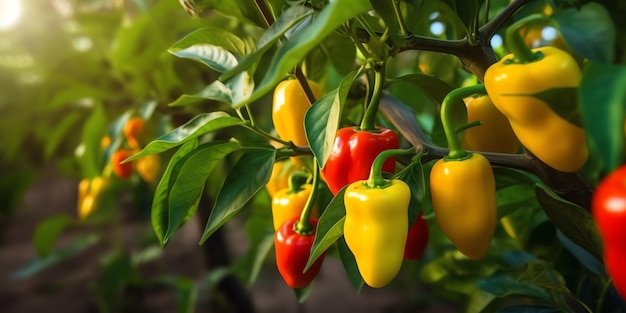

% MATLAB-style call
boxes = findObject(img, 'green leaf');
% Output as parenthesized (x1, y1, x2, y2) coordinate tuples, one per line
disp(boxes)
(165, 142, 241, 242)
(219, 5, 315, 82)
(579, 61, 626, 172)
(387, 74, 454, 104)
(174, 277, 197, 313)
(497, 184, 539, 218)
(337, 235, 364, 292)
(169, 80, 233, 107)
(494, 167, 536, 189)
(232, 212, 274, 286)
(200, 148, 276, 243)
(477, 274, 553, 304)
(33, 214, 74, 258)
(369, 1, 401, 38)
(450, 0, 485, 32)
(170, 44, 238, 73)
(396, 158, 426, 226)
(305, 69, 360, 169)
(294, 283, 315, 303)
(304, 188, 347, 271)
(126, 112, 242, 162)
(502, 87, 581, 127)
(152, 140, 199, 246)
(169, 27, 248, 56)
(535, 184, 603, 261)
(552, 2, 616, 63)
(11, 235, 100, 279)
(233, 0, 373, 108)
(81, 103, 108, 178)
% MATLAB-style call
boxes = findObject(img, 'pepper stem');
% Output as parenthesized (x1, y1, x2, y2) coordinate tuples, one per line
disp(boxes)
(359, 61, 386, 132)
(366, 148, 414, 188)
(441, 84, 487, 160)
(505, 14, 548, 63)
(294, 160, 320, 235)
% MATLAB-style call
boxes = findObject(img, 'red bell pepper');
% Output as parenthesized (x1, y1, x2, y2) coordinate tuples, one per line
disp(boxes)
(274, 217, 326, 288)
(321, 127, 399, 195)
(404, 212, 429, 260)
(592, 165, 626, 298)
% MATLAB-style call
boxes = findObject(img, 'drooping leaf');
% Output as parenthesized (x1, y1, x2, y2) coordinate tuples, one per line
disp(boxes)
(219, 5, 315, 82)
(535, 184, 603, 261)
(152, 140, 199, 246)
(165, 141, 242, 242)
(552, 2, 616, 63)
(11, 235, 100, 279)
(396, 157, 426, 227)
(200, 148, 276, 243)
(579, 61, 626, 172)
(233, 0, 373, 108)
(169, 27, 248, 56)
(337, 235, 364, 293)
(305, 69, 360, 169)
(126, 112, 242, 162)
(304, 188, 347, 271)
(556, 230, 604, 276)
(33, 214, 74, 258)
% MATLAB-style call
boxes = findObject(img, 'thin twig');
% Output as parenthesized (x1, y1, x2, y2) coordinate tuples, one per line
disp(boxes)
(480, 0, 532, 39)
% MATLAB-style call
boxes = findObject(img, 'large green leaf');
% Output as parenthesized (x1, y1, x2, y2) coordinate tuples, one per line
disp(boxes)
(169, 81, 233, 107)
(165, 141, 242, 242)
(169, 27, 248, 56)
(304, 188, 347, 271)
(305, 70, 360, 169)
(552, 2, 616, 63)
(396, 158, 426, 227)
(200, 148, 276, 243)
(219, 5, 315, 82)
(535, 184, 603, 261)
(579, 61, 626, 172)
(126, 112, 242, 162)
(33, 214, 74, 258)
(152, 140, 199, 246)
(477, 274, 553, 304)
(233, 0, 373, 108)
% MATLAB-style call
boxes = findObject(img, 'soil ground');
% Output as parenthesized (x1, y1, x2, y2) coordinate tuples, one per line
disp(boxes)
(0, 165, 458, 313)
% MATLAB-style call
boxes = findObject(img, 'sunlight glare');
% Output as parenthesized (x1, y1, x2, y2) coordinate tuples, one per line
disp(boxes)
(0, 0, 22, 30)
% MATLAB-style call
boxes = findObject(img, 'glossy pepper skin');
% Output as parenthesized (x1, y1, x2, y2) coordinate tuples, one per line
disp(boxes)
(272, 184, 314, 231)
(272, 79, 324, 147)
(404, 212, 429, 260)
(322, 127, 399, 195)
(274, 217, 326, 288)
(266, 160, 300, 197)
(136, 154, 161, 183)
(461, 95, 520, 154)
(484, 46, 588, 172)
(344, 179, 410, 288)
(592, 165, 626, 298)
(430, 153, 497, 260)
(123, 117, 144, 150)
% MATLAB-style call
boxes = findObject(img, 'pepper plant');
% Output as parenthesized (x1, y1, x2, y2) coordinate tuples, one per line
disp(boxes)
(7, 0, 626, 312)
(119, 0, 626, 311)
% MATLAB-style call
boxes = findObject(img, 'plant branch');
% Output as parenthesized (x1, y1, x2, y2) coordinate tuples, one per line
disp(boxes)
(254, 0, 275, 27)
(480, 0, 532, 39)
(378, 92, 594, 211)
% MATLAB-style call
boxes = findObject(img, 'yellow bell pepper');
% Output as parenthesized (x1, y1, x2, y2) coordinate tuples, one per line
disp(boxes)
(272, 79, 324, 147)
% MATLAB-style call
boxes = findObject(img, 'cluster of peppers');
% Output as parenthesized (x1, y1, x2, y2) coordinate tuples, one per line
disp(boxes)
(110, 117, 162, 183)
(270, 71, 430, 289)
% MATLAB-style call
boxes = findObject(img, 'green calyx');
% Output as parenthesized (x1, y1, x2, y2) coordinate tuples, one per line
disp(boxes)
(365, 148, 414, 188)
